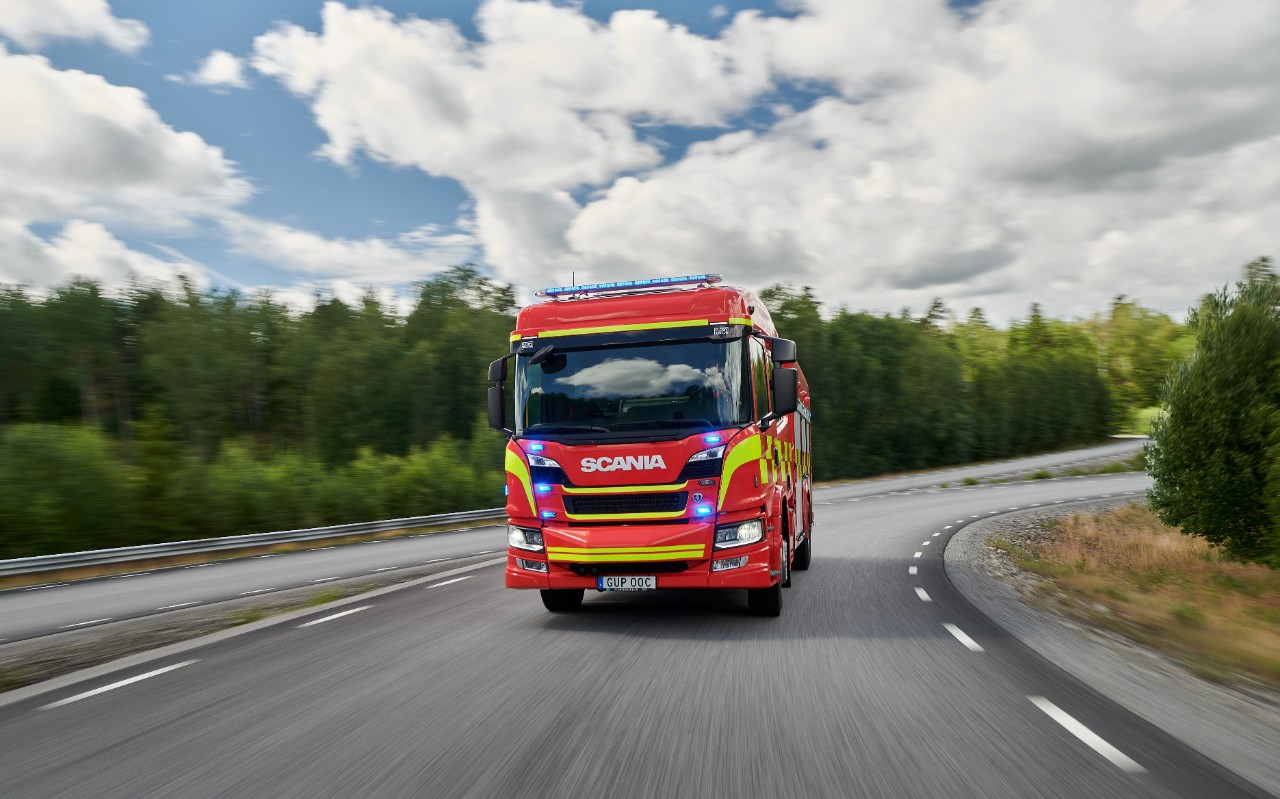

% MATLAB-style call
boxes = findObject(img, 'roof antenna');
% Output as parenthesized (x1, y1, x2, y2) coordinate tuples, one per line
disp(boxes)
(572, 271, 575, 285)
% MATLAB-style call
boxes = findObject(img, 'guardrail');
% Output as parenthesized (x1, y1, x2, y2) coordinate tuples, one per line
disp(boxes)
(0, 507, 506, 578)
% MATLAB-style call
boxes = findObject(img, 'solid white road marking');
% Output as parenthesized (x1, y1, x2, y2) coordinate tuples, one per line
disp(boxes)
(1028, 696, 1146, 774)
(915, 588, 932, 602)
(429, 576, 472, 588)
(253, 555, 277, 559)
(943, 623, 984, 652)
(60, 619, 112, 629)
(157, 602, 199, 610)
(298, 606, 371, 628)
(909, 566, 918, 575)
(238, 588, 274, 596)
(41, 661, 198, 710)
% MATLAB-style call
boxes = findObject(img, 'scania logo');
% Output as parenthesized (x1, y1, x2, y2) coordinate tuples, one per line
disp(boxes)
(580, 455, 667, 473)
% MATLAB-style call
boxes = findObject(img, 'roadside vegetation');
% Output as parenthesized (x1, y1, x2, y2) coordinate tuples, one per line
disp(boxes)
(993, 504, 1280, 689)
(1, 264, 1191, 558)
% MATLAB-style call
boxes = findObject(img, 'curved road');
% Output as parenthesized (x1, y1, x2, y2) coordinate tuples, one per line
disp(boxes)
(1, 444, 1271, 797)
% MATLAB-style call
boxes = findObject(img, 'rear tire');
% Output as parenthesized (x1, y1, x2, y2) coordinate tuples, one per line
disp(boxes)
(747, 540, 784, 617)
(540, 589, 584, 612)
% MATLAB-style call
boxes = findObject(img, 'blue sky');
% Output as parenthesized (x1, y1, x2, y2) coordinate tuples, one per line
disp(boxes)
(0, 0, 1276, 320)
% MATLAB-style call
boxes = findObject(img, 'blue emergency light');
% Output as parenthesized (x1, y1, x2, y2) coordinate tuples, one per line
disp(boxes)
(537, 274, 721, 298)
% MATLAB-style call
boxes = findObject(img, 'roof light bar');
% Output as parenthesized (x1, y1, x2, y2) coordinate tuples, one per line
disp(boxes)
(536, 274, 721, 298)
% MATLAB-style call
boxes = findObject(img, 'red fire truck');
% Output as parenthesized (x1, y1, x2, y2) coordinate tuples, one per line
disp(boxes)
(487, 274, 812, 616)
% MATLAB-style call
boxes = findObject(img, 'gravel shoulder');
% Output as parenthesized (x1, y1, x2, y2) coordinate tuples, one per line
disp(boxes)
(945, 498, 1280, 797)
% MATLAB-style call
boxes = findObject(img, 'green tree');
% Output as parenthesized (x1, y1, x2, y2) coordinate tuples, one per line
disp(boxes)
(1146, 257, 1280, 565)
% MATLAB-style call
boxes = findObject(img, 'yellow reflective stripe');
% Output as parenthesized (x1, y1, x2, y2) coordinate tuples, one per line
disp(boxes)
(509, 332, 522, 342)
(505, 448, 535, 511)
(537, 319, 709, 338)
(561, 483, 687, 495)
(727, 317, 752, 326)
(719, 434, 762, 508)
(548, 551, 703, 563)
(564, 510, 688, 521)
(546, 545, 703, 555)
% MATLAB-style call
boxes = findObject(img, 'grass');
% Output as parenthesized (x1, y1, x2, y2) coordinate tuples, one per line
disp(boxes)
(963, 477, 979, 486)
(1122, 406, 1164, 436)
(1006, 504, 1280, 689)
(1030, 470, 1053, 480)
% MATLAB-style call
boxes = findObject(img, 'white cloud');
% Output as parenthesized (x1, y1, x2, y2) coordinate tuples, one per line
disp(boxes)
(0, 220, 207, 290)
(220, 213, 480, 284)
(183, 50, 249, 90)
(0, 0, 147, 53)
(710, 5, 728, 21)
(0, 45, 251, 228)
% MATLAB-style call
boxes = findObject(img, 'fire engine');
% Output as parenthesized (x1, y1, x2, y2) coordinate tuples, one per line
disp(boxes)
(487, 274, 812, 616)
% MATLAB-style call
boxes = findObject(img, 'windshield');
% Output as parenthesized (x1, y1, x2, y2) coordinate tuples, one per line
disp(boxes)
(515, 338, 749, 437)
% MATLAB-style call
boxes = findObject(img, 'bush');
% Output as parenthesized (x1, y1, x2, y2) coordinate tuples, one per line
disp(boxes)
(0, 424, 139, 557)
(1147, 258, 1280, 565)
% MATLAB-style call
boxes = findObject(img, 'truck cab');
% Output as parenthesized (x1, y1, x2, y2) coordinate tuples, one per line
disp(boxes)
(487, 274, 812, 616)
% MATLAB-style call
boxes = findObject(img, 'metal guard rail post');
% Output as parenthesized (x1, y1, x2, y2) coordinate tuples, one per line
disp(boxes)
(0, 507, 506, 577)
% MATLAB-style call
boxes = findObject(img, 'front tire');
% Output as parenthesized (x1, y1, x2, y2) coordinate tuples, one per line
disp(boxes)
(540, 589, 584, 612)
(747, 540, 785, 617)
(794, 527, 812, 571)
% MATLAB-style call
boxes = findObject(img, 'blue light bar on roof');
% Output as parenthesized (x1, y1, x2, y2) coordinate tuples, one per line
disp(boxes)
(536, 274, 721, 298)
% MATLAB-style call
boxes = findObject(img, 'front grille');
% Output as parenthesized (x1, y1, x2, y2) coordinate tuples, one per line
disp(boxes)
(564, 492, 689, 515)
(577, 561, 690, 574)
(677, 458, 721, 481)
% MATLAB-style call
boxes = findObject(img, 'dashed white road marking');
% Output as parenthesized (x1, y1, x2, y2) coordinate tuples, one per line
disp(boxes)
(237, 588, 274, 596)
(41, 661, 199, 710)
(943, 525, 953, 529)
(909, 566, 918, 575)
(60, 618, 112, 629)
(428, 576, 472, 588)
(184, 564, 212, 569)
(955, 519, 964, 523)
(253, 555, 277, 559)
(1028, 696, 1146, 774)
(915, 588, 932, 602)
(370, 567, 396, 572)
(310, 577, 338, 583)
(25, 584, 63, 591)
(157, 602, 199, 610)
(922, 541, 931, 546)
(1008, 507, 1019, 510)
(932, 532, 941, 537)
(913, 551, 923, 558)
(298, 606, 371, 628)
(943, 623, 984, 652)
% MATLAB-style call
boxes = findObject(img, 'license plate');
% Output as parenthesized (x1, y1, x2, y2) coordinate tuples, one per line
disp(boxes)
(597, 575, 656, 591)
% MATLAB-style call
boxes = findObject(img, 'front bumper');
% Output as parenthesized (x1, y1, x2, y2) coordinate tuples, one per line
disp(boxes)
(505, 538, 774, 591)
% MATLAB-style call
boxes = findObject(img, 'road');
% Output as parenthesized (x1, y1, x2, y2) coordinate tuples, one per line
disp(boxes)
(1, 445, 1271, 797)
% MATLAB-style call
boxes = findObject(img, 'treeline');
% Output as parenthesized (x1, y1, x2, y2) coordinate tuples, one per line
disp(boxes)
(0, 266, 515, 558)
(763, 288, 1186, 480)
(0, 266, 1186, 558)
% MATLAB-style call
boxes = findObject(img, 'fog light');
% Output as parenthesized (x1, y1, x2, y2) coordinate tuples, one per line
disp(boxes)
(711, 556, 748, 572)
(516, 558, 548, 573)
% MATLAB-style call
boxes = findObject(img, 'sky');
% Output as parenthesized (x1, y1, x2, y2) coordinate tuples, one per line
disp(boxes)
(0, 0, 1277, 323)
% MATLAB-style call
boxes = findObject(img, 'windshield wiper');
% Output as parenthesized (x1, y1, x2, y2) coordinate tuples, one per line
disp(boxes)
(609, 419, 714, 431)
(523, 424, 612, 434)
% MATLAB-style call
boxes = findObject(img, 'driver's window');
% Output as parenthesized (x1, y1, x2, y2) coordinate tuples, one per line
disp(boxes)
(750, 338, 770, 418)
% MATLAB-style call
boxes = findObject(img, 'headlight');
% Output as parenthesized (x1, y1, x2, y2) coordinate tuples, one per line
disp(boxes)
(526, 453, 562, 469)
(688, 445, 725, 462)
(508, 525, 544, 552)
(714, 519, 764, 549)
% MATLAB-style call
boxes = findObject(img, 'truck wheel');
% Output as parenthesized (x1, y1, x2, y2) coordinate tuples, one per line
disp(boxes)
(794, 528, 812, 571)
(747, 541, 784, 617)
(540, 589, 584, 612)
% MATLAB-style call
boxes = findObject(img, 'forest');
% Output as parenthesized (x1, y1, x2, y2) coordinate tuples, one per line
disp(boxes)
(0, 265, 1190, 558)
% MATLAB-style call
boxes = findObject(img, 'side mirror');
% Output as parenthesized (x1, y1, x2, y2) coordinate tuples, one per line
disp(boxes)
(488, 385, 510, 433)
(487, 356, 509, 383)
(771, 367, 798, 416)
(769, 338, 797, 364)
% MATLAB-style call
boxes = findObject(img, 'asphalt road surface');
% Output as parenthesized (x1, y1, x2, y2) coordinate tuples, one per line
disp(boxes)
(2, 445, 1271, 798)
